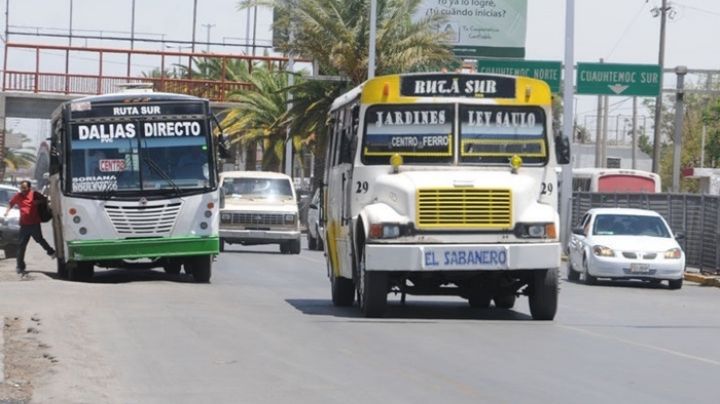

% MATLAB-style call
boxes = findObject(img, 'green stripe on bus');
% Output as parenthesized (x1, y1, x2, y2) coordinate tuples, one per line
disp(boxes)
(68, 236, 219, 261)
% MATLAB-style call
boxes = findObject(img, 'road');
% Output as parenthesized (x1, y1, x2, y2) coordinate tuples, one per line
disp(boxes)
(0, 238, 719, 403)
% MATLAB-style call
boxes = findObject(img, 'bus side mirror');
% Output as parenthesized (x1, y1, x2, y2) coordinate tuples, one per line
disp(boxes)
(556, 135, 571, 165)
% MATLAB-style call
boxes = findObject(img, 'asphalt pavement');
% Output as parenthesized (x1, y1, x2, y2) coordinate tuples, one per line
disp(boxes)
(0, 235, 718, 403)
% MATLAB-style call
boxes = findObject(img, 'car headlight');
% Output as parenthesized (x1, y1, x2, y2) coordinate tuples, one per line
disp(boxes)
(368, 223, 401, 239)
(514, 223, 556, 239)
(284, 213, 296, 224)
(220, 213, 232, 223)
(664, 248, 682, 259)
(593, 245, 615, 257)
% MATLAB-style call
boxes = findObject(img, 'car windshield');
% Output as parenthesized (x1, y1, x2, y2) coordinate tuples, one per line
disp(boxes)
(592, 214, 671, 238)
(222, 177, 293, 199)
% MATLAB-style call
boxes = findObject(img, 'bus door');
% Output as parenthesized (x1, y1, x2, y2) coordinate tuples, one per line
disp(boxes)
(326, 105, 357, 279)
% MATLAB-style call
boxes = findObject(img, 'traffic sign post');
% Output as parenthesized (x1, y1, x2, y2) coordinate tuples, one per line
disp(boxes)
(476, 59, 562, 93)
(577, 62, 661, 96)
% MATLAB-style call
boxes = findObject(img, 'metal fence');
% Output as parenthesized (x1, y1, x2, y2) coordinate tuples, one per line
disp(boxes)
(571, 192, 720, 275)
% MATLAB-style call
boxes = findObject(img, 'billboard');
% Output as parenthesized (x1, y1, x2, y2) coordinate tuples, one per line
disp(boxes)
(417, 0, 528, 58)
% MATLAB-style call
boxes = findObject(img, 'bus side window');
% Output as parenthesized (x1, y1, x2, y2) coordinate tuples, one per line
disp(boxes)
(338, 104, 355, 165)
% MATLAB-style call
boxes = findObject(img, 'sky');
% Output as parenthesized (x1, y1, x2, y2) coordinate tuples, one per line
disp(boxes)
(3, 0, 720, 149)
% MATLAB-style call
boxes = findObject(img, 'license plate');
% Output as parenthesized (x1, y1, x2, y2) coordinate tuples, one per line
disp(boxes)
(422, 246, 508, 270)
(630, 263, 650, 273)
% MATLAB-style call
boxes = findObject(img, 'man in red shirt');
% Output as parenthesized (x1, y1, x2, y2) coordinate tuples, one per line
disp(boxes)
(3, 180, 55, 276)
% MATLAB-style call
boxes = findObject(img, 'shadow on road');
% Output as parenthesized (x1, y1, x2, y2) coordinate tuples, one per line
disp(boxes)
(29, 268, 196, 284)
(564, 276, 672, 290)
(285, 298, 534, 321)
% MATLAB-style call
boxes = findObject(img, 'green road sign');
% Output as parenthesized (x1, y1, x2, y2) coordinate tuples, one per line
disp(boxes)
(577, 63, 661, 96)
(476, 59, 562, 93)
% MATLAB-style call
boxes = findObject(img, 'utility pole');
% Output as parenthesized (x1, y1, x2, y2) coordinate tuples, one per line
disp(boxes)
(191, 0, 198, 53)
(202, 23, 215, 52)
(127, 0, 136, 77)
(632, 96, 638, 169)
(672, 66, 687, 193)
(560, 0, 575, 250)
(651, 0, 669, 173)
(594, 58, 603, 167)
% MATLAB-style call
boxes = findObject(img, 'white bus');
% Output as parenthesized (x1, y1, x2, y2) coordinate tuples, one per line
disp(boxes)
(48, 91, 224, 282)
(572, 168, 661, 193)
(322, 72, 570, 319)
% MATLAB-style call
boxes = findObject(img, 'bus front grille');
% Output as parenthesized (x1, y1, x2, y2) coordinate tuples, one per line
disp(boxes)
(416, 188, 512, 229)
(105, 202, 183, 236)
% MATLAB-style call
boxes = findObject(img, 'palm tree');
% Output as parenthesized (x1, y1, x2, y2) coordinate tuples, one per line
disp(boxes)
(220, 65, 291, 172)
(237, 0, 456, 177)
(2, 131, 36, 178)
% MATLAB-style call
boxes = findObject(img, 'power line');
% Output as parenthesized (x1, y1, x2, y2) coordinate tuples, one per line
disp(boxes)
(673, 2, 720, 17)
(605, 1, 649, 59)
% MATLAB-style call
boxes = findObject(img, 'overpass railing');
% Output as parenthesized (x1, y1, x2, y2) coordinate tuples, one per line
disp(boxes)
(2, 43, 296, 101)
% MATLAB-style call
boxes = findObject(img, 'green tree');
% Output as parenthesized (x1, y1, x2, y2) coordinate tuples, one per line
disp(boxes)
(2, 130, 36, 173)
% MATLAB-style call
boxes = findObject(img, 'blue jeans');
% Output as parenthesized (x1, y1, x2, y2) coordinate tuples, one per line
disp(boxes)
(16, 224, 55, 272)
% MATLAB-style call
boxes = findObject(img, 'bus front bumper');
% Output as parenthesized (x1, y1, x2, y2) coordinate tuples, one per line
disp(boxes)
(67, 236, 219, 261)
(364, 242, 561, 271)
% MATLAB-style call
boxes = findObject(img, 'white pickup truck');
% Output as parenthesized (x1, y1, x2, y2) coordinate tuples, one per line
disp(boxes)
(219, 171, 301, 254)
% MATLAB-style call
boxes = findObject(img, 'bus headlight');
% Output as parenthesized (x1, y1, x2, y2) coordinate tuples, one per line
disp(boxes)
(368, 223, 401, 239)
(514, 223, 556, 239)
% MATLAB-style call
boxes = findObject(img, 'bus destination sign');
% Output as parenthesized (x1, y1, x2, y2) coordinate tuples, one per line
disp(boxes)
(401, 74, 516, 98)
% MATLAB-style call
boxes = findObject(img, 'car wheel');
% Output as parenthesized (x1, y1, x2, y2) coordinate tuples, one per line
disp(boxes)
(219, 238, 225, 252)
(528, 268, 559, 320)
(567, 262, 580, 281)
(583, 256, 597, 285)
(493, 293, 516, 309)
(3, 245, 18, 259)
(668, 278, 683, 290)
(308, 232, 317, 250)
(356, 243, 388, 318)
(290, 238, 301, 255)
(331, 275, 355, 306)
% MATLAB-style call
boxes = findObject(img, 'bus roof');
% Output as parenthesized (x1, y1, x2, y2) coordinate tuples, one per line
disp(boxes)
(331, 72, 552, 110)
(572, 168, 659, 178)
(70, 91, 207, 105)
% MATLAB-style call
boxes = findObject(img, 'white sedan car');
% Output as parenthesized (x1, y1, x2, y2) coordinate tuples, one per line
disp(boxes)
(568, 208, 685, 289)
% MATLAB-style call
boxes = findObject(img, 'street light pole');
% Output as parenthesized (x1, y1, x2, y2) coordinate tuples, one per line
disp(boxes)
(560, 0, 575, 249)
(202, 23, 215, 52)
(651, 0, 669, 174)
(368, 0, 377, 79)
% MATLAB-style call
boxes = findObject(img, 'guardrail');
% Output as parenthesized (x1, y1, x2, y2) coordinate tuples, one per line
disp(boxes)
(572, 192, 720, 275)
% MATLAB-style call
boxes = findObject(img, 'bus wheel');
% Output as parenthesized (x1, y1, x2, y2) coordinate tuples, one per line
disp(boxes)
(56, 256, 68, 279)
(493, 294, 516, 309)
(279, 243, 289, 254)
(163, 263, 181, 275)
(356, 245, 388, 317)
(68, 262, 94, 282)
(528, 268, 559, 320)
(188, 255, 212, 283)
(468, 294, 491, 308)
(331, 275, 355, 307)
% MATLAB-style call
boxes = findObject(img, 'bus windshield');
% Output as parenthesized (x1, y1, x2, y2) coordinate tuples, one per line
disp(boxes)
(460, 105, 547, 165)
(69, 120, 211, 194)
(361, 104, 548, 165)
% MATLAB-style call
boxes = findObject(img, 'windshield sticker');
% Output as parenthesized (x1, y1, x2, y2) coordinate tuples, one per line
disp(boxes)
(364, 106, 453, 157)
(72, 176, 117, 192)
(99, 159, 126, 172)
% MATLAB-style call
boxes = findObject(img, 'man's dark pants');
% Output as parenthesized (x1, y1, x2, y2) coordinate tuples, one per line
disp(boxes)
(16, 224, 54, 273)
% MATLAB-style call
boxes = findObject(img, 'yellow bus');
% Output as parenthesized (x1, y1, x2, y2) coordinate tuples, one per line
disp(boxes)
(322, 72, 570, 319)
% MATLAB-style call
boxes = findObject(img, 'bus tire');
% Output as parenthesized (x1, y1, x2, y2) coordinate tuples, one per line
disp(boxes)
(356, 246, 388, 317)
(188, 255, 212, 283)
(331, 275, 355, 306)
(279, 243, 289, 254)
(163, 263, 182, 275)
(68, 262, 94, 282)
(493, 294, 516, 309)
(528, 268, 559, 321)
(3, 245, 17, 259)
(56, 256, 68, 279)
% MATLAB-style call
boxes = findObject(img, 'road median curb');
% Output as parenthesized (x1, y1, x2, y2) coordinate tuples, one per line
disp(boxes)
(684, 272, 720, 287)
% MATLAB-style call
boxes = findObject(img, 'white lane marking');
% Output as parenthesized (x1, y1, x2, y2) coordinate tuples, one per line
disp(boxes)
(560, 324, 720, 366)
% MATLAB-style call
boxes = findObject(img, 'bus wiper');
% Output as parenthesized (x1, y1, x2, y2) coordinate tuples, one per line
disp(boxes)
(141, 154, 182, 197)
